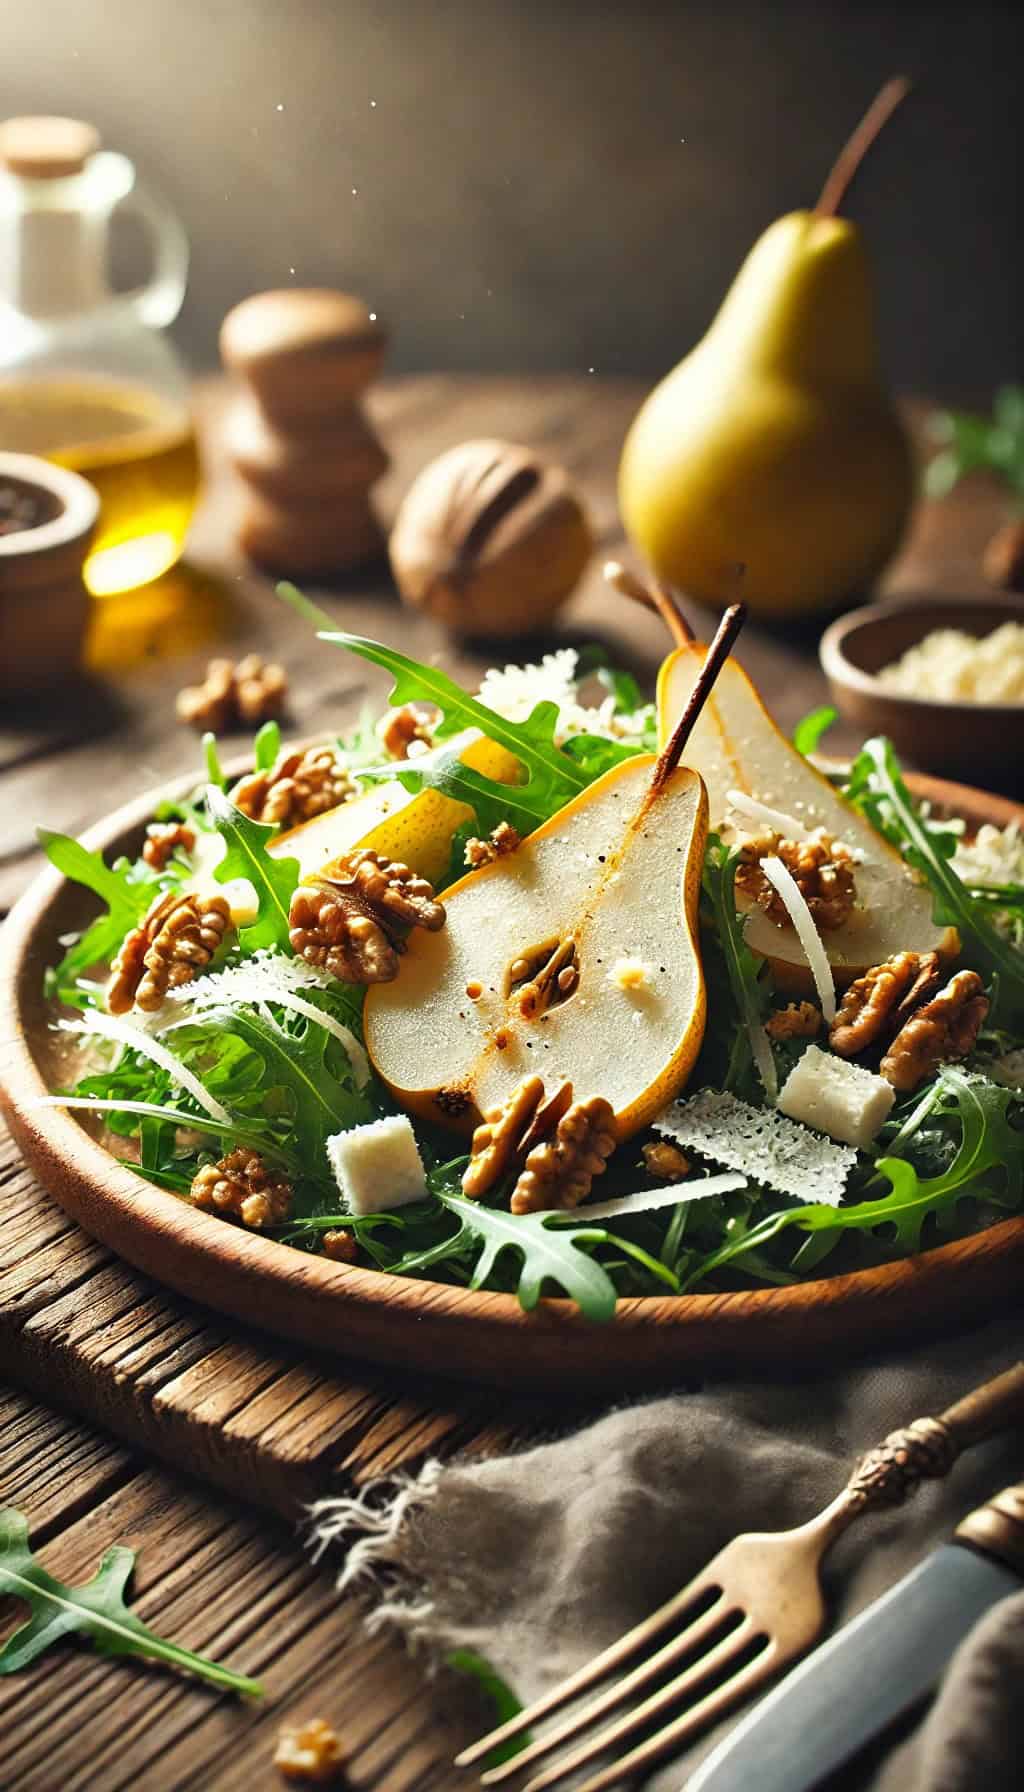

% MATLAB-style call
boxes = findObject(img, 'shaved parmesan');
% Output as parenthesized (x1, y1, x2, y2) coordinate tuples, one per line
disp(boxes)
(162, 952, 370, 1087)
(758, 854, 836, 1024)
(60, 1010, 230, 1124)
(726, 789, 803, 838)
(655, 1088, 856, 1207)
(560, 1172, 747, 1223)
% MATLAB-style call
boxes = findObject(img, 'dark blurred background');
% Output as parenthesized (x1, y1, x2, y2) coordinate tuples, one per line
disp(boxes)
(3, 0, 1020, 396)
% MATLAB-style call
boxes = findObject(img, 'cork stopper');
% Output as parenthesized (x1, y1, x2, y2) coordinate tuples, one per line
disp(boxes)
(0, 116, 100, 179)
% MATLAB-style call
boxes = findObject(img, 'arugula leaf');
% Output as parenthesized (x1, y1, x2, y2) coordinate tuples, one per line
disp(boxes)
(0, 1508, 261, 1695)
(844, 738, 1024, 1025)
(447, 1649, 530, 1766)
(441, 1193, 618, 1321)
(206, 785, 299, 953)
(682, 1071, 1022, 1288)
(39, 832, 159, 1006)
(792, 706, 837, 757)
(924, 387, 1024, 503)
(701, 838, 777, 1101)
(202, 731, 227, 790)
(253, 720, 281, 771)
(318, 631, 594, 825)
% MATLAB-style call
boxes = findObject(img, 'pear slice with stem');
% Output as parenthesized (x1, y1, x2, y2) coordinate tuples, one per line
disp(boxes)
(657, 643, 957, 989)
(364, 607, 745, 1138)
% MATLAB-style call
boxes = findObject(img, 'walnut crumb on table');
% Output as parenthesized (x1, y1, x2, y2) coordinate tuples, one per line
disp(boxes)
(176, 654, 288, 730)
(274, 1717, 347, 1783)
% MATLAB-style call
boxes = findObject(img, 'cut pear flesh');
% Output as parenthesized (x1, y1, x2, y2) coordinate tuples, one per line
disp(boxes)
(364, 755, 708, 1137)
(657, 646, 956, 983)
(268, 728, 522, 889)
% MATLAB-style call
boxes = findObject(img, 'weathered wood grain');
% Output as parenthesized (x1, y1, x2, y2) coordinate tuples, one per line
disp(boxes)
(0, 1388, 472, 1792)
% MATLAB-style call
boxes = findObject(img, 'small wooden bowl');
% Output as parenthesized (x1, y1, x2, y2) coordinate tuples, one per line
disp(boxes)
(0, 452, 99, 692)
(820, 596, 1024, 783)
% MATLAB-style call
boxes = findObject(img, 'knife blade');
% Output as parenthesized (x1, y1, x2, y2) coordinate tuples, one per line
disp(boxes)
(685, 1481, 1024, 1792)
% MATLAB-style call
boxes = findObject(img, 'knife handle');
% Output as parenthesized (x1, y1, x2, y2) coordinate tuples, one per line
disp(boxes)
(843, 1363, 1024, 1513)
(956, 1484, 1024, 1576)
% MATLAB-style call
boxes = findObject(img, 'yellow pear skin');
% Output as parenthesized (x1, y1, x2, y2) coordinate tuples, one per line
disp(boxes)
(619, 212, 913, 619)
(364, 754, 708, 1139)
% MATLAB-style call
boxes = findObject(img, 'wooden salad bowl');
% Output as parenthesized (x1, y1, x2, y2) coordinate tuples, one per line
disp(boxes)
(2, 767, 1023, 1393)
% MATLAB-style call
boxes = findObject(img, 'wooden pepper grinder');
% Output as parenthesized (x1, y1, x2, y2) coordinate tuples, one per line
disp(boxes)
(219, 289, 389, 575)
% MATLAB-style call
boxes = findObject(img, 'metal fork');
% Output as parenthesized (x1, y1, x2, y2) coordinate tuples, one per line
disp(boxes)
(455, 1362, 1024, 1792)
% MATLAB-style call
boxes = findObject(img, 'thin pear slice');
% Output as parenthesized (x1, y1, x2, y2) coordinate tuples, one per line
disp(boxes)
(364, 753, 708, 1136)
(657, 645, 957, 985)
(268, 729, 522, 888)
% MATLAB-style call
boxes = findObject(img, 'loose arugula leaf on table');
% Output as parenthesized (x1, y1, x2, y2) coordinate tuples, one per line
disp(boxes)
(0, 1509, 261, 1696)
(844, 737, 1024, 1026)
(441, 1193, 618, 1322)
(924, 386, 1024, 502)
(39, 832, 160, 1006)
(206, 785, 299, 953)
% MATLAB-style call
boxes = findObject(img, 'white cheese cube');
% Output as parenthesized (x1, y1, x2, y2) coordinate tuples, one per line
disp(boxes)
(777, 1046, 894, 1151)
(326, 1116, 428, 1215)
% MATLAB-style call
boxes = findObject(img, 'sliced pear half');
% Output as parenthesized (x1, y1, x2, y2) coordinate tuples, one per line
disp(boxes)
(364, 754, 708, 1137)
(657, 645, 957, 985)
(268, 729, 522, 889)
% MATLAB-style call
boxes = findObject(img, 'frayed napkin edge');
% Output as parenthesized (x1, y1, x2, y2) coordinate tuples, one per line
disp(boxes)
(307, 1457, 444, 1645)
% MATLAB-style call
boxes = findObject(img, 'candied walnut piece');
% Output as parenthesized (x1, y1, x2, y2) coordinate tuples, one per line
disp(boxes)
(462, 1077, 573, 1197)
(643, 1141, 690, 1180)
(234, 653, 289, 724)
(465, 821, 522, 868)
(289, 885, 397, 984)
(512, 1095, 617, 1214)
(736, 833, 856, 931)
(377, 701, 439, 759)
(232, 744, 355, 826)
(765, 1000, 822, 1042)
(108, 891, 231, 1013)
(880, 970, 989, 1092)
(289, 850, 444, 985)
(322, 1229, 358, 1263)
(190, 1148, 292, 1229)
(142, 821, 196, 871)
(830, 951, 941, 1057)
(273, 1716, 346, 1784)
(176, 655, 288, 731)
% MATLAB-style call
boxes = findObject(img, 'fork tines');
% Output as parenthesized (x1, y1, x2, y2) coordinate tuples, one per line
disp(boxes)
(455, 1562, 776, 1792)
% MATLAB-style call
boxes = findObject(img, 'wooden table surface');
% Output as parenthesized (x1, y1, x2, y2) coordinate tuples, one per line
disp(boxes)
(0, 375, 1015, 1792)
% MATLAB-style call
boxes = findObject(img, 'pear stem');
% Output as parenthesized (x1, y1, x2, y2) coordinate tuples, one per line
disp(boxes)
(815, 76, 911, 218)
(603, 560, 694, 648)
(649, 601, 746, 795)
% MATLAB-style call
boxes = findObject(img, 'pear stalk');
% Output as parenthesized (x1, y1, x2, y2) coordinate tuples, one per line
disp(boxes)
(603, 560, 694, 648)
(815, 77, 911, 218)
(650, 602, 746, 794)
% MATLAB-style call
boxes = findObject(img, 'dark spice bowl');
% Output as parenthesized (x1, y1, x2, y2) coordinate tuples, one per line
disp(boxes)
(0, 451, 99, 693)
(819, 595, 1024, 787)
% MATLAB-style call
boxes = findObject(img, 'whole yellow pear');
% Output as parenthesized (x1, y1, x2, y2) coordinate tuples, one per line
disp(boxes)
(619, 208, 913, 619)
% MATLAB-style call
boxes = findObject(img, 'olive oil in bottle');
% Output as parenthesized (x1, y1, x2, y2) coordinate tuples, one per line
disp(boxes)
(1, 378, 200, 596)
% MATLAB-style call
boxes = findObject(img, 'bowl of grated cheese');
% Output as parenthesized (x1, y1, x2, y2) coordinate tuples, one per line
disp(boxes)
(820, 595, 1024, 785)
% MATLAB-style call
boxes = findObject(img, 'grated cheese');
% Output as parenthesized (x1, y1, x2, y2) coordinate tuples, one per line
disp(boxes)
(563, 1172, 747, 1223)
(877, 621, 1024, 703)
(60, 1010, 231, 1124)
(655, 1088, 857, 1207)
(161, 952, 371, 1086)
(726, 789, 804, 838)
(477, 648, 654, 746)
(759, 854, 837, 1025)
(952, 821, 1024, 890)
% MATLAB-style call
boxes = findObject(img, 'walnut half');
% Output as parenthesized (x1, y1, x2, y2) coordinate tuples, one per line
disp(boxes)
(108, 890, 232, 1013)
(880, 970, 989, 1092)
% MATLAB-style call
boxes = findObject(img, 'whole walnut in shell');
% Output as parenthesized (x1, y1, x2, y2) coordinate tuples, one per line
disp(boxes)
(388, 438, 593, 638)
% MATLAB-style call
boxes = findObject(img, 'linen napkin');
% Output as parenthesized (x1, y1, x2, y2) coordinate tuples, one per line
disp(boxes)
(313, 1311, 1024, 1790)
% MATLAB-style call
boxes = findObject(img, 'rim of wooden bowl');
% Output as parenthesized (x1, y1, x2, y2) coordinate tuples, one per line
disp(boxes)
(2, 761, 1023, 1391)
